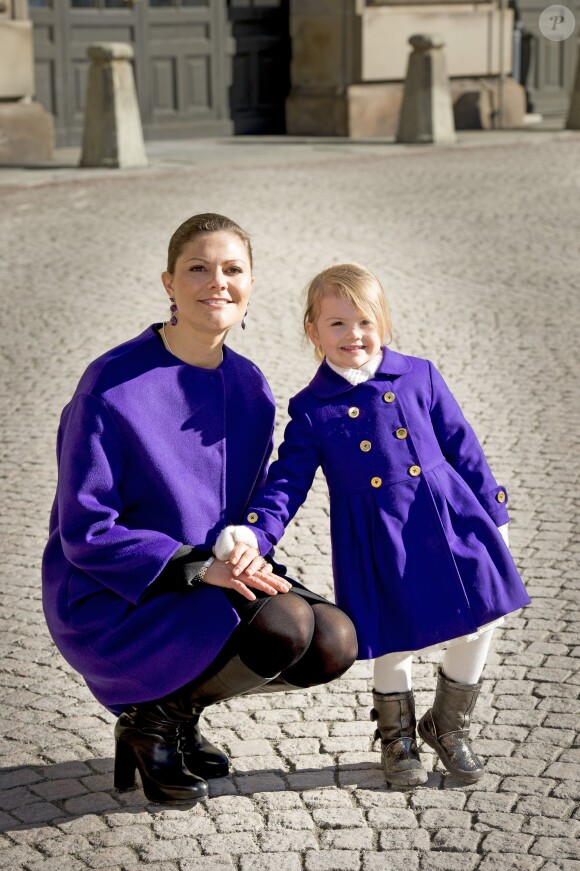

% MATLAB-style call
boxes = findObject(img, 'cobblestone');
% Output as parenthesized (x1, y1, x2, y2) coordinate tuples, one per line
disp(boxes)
(362, 852, 420, 871)
(1, 132, 579, 870)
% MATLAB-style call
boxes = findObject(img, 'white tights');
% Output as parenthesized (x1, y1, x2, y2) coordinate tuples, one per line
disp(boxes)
(373, 629, 495, 694)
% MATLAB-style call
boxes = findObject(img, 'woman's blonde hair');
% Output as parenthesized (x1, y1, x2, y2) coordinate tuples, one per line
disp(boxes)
(303, 263, 392, 361)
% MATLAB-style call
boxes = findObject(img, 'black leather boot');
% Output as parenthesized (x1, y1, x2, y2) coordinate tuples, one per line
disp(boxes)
(179, 717, 229, 779)
(245, 675, 303, 694)
(114, 702, 208, 804)
(417, 669, 484, 783)
(371, 689, 428, 787)
(179, 654, 278, 778)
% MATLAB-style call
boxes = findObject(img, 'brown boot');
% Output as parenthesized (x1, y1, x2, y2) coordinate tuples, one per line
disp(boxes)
(417, 669, 484, 783)
(371, 690, 428, 787)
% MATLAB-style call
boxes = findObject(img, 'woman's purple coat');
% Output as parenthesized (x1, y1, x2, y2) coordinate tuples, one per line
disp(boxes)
(243, 348, 530, 657)
(42, 326, 276, 712)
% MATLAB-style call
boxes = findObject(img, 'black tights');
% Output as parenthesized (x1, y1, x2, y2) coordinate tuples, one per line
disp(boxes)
(232, 592, 358, 687)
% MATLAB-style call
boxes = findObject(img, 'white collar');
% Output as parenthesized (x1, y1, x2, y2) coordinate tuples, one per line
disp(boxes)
(325, 351, 383, 386)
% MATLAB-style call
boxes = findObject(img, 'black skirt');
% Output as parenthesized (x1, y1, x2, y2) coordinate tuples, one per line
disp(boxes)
(223, 559, 332, 624)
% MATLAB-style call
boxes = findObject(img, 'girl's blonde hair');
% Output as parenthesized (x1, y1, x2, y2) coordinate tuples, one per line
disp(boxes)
(303, 263, 392, 361)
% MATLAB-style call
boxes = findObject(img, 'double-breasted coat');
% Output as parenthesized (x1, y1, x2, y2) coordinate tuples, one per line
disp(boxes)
(242, 348, 530, 657)
(42, 326, 277, 713)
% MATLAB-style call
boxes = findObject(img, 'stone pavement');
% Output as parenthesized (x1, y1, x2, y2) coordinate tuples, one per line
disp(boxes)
(1, 129, 579, 870)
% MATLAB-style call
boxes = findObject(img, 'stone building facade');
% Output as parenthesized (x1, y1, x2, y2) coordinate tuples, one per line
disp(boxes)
(1, 0, 579, 158)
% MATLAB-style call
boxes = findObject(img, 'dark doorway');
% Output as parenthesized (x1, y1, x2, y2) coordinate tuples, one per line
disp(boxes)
(228, 0, 290, 134)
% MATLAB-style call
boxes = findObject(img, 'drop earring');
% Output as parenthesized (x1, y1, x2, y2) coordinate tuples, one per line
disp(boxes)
(169, 297, 178, 326)
(241, 305, 249, 331)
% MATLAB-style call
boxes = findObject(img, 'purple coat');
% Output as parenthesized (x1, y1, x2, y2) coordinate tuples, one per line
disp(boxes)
(42, 326, 276, 712)
(243, 348, 530, 657)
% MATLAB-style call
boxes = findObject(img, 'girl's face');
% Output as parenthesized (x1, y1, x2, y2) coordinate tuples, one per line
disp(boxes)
(306, 290, 382, 369)
(162, 230, 254, 335)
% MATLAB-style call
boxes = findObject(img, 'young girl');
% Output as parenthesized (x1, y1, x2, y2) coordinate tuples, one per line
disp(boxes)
(214, 264, 529, 787)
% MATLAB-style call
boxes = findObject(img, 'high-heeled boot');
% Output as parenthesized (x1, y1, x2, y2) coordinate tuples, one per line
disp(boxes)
(178, 717, 229, 779)
(179, 654, 278, 777)
(417, 669, 484, 783)
(114, 701, 208, 804)
(371, 689, 428, 787)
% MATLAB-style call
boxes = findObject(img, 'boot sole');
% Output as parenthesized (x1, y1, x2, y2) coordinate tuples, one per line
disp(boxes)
(141, 790, 208, 805)
(183, 759, 229, 780)
(417, 720, 484, 784)
(114, 779, 209, 804)
(384, 768, 428, 787)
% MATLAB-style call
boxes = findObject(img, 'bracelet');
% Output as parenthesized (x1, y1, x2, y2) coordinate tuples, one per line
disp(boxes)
(187, 556, 215, 587)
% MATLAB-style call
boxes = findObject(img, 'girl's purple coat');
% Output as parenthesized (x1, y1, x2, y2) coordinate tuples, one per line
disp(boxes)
(244, 348, 530, 657)
(42, 327, 276, 712)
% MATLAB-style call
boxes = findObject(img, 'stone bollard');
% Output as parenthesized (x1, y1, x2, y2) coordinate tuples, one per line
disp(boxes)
(80, 43, 147, 169)
(396, 34, 456, 145)
(566, 44, 580, 130)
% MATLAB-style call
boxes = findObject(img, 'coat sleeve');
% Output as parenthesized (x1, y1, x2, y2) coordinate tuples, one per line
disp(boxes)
(428, 362, 510, 526)
(56, 393, 182, 604)
(242, 398, 323, 556)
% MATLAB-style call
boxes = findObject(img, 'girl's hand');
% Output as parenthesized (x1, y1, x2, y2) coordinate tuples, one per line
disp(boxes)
(203, 553, 291, 601)
(229, 542, 272, 578)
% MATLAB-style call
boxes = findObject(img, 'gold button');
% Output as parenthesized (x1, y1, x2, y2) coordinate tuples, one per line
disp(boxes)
(408, 465, 421, 477)
(348, 407, 360, 418)
(496, 491, 506, 503)
(383, 392, 395, 403)
(360, 440, 372, 452)
(247, 512, 259, 523)
(395, 428, 408, 440)
(371, 477, 382, 488)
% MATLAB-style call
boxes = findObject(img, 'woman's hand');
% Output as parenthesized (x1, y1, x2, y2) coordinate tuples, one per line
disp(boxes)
(203, 549, 291, 601)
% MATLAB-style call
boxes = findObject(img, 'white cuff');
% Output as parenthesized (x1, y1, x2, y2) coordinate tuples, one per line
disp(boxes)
(498, 523, 510, 549)
(214, 525, 260, 561)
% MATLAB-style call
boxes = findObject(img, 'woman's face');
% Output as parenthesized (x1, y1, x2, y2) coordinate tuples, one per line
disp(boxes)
(162, 231, 254, 335)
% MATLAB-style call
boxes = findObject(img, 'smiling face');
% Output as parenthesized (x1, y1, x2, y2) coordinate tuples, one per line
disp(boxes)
(161, 230, 254, 336)
(306, 289, 383, 369)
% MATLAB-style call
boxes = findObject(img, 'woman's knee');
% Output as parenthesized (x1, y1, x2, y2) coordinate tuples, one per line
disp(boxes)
(287, 603, 358, 685)
(239, 592, 316, 674)
(313, 605, 358, 675)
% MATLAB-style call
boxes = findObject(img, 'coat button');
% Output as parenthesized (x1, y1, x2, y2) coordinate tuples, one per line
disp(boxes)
(383, 392, 395, 403)
(371, 477, 382, 488)
(496, 491, 506, 503)
(395, 427, 408, 439)
(247, 512, 259, 523)
(408, 465, 421, 477)
(360, 440, 372, 452)
(348, 406, 360, 418)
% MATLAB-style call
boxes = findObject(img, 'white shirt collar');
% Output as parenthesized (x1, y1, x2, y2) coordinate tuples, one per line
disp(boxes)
(325, 350, 384, 386)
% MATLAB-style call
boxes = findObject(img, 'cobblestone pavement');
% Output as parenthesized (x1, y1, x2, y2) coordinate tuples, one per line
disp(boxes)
(1, 131, 579, 870)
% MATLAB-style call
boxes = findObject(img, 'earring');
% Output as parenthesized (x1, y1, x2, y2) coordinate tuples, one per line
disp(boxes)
(241, 305, 249, 331)
(169, 297, 178, 326)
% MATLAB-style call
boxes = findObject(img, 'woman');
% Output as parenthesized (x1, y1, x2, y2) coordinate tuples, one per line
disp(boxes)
(42, 213, 358, 804)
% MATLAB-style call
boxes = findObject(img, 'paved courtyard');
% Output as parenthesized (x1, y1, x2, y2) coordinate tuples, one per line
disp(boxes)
(0, 130, 579, 870)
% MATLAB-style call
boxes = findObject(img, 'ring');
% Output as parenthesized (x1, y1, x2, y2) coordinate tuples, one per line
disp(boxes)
(258, 559, 267, 569)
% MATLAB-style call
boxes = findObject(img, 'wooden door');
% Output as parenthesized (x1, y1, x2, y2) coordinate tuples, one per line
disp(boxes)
(228, 0, 290, 134)
(519, 0, 580, 116)
(29, 0, 233, 145)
